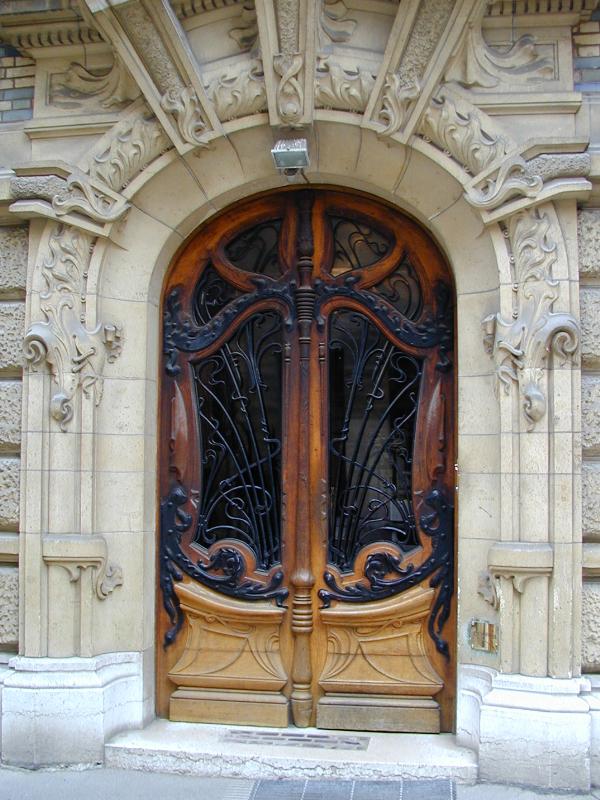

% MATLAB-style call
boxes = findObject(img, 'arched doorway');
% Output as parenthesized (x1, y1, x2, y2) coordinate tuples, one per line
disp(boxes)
(157, 188, 456, 732)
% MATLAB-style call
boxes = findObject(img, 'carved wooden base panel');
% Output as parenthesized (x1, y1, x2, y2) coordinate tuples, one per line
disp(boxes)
(168, 580, 289, 726)
(316, 586, 443, 732)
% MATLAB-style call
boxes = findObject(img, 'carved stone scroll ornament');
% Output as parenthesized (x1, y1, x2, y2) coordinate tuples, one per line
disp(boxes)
(10, 173, 130, 225)
(466, 152, 591, 211)
(482, 208, 579, 430)
(445, 20, 552, 89)
(272, 0, 304, 126)
(419, 91, 510, 175)
(42, 534, 123, 600)
(23, 225, 123, 431)
(160, 85, 208, 146)
(49, 53, 140, 110)
(318, 0, 356, 49)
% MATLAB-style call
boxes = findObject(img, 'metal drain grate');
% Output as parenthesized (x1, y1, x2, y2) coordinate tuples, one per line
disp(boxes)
(220, 730, 370, 751)
(249, 779, 455, 800)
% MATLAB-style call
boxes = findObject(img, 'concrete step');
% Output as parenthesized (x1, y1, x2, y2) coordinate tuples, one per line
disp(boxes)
(105, 720, 478, 784)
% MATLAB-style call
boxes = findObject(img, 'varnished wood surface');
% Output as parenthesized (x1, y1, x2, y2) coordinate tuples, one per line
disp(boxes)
(157, 187, 456, 731)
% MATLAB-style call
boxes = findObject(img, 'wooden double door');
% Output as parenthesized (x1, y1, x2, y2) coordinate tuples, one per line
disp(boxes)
(158, 189, 455, 732)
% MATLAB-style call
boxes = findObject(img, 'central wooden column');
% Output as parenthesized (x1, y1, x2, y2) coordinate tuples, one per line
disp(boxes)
(290, 192, 316, 727)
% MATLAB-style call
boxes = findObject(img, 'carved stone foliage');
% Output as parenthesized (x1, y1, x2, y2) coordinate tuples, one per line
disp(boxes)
(378, 0, 455, 137)
(466, 152, 591, 211)
(49, 54, 140, 110)
(420, 90, 510, 175)
(445, 20, 553, 89)
(315, 59, 376, 113)
(87, 110, 171, 191)
(318, 0, 356, 49)
(23, 225, 122, 431)
(230, 1, 259, 52)
(482, 207, 579, 430)
(203, 60, 267, 121)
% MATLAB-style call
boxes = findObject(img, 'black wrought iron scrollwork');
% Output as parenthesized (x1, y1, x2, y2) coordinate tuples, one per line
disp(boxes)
(193, 311, 283, 568)
(193, 263, 242, 324)
(225, 220, 283, 277)
(328, 310, 421, 571)
(160, 482, 288, 647)
(315, 277, 453, 369)
(163, 277, 294, 376)
(329, 215, 392, 274)
(320, 485, 454, 658)
(370, 255, 423, 320)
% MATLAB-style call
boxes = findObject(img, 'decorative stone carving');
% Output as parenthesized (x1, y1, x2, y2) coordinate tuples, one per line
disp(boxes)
(271, 0, 304, 126)
(160, 85, 208, 146)
(11, 174, 130, 225)
(0, 226, 28, 295)
(204, 60, 267, 121)
(0, 303, 25, 372)
(583, 462, 600, 540)
(466, 152, 591, 211)
(0, 566, 18, 648)
(42, 534, 123, 600)
(23, 225, 122, 432)
(0, 458, 19, 530)
(482, 207, 579, 430)
(315, 58, 376, 113)
(0, 383, 22, 453)
(86, 111, 171, 191)
(318, 0, 356, 48)
(230, 1, 259, 52)
(581, 287, 600, 369)
(378, 0, 455, 137)
(583, 375, 600, 456)
(420, 90, 510, 174)
(487, 542, 554, 593)
(49, 54, 140, 110)
(577, 208, 600, 277)
(445, 20, 552, 89)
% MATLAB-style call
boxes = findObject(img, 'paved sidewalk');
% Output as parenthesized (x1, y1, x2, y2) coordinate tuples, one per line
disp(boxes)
(0, 768, 599, 800)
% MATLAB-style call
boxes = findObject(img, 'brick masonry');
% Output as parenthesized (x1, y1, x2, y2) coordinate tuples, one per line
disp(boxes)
(0, 42, 34, 122)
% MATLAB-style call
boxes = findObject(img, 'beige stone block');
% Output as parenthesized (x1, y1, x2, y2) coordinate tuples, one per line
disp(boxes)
(312, 120, 362, 183)
(0, 457, 19, 531)
(96, 378, 151, 437)
(0, 302, 25, 372)
(458, 434, 500, 474)
(579, 45, 600, 56)
(394, 148, 463, 224)
(581, 287, 600, 369)
(100, 208, 177, 304)
(459, 375, 499, 435)
(0, 566, 18, 648)
(583, 461, 600, 539)
(583, 581, 600, 671)
(0, 226, 27, 296)
(94, 470, 146, 534)
(577, 209, 600, 277)
(457, 472, 501, 540)
(583, 374, 600, 455)
(99, 297, 153, 380)
(455, 536, 500, 667)
(0, 381, 21, 452)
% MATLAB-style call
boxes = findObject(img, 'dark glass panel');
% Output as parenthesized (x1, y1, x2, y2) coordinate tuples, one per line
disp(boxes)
(225, 219, 283, 277)
(329, 215, 392, 275)
(192, 311, 283, 569)
(328, 309, 421, 572)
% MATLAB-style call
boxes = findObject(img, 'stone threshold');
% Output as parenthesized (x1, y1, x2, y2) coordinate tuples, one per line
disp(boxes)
(105, 719, 478, 784)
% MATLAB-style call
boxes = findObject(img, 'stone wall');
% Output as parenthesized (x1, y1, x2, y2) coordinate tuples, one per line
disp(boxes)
(579, 208, 600, 670)
(0, 224, 25, 652)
